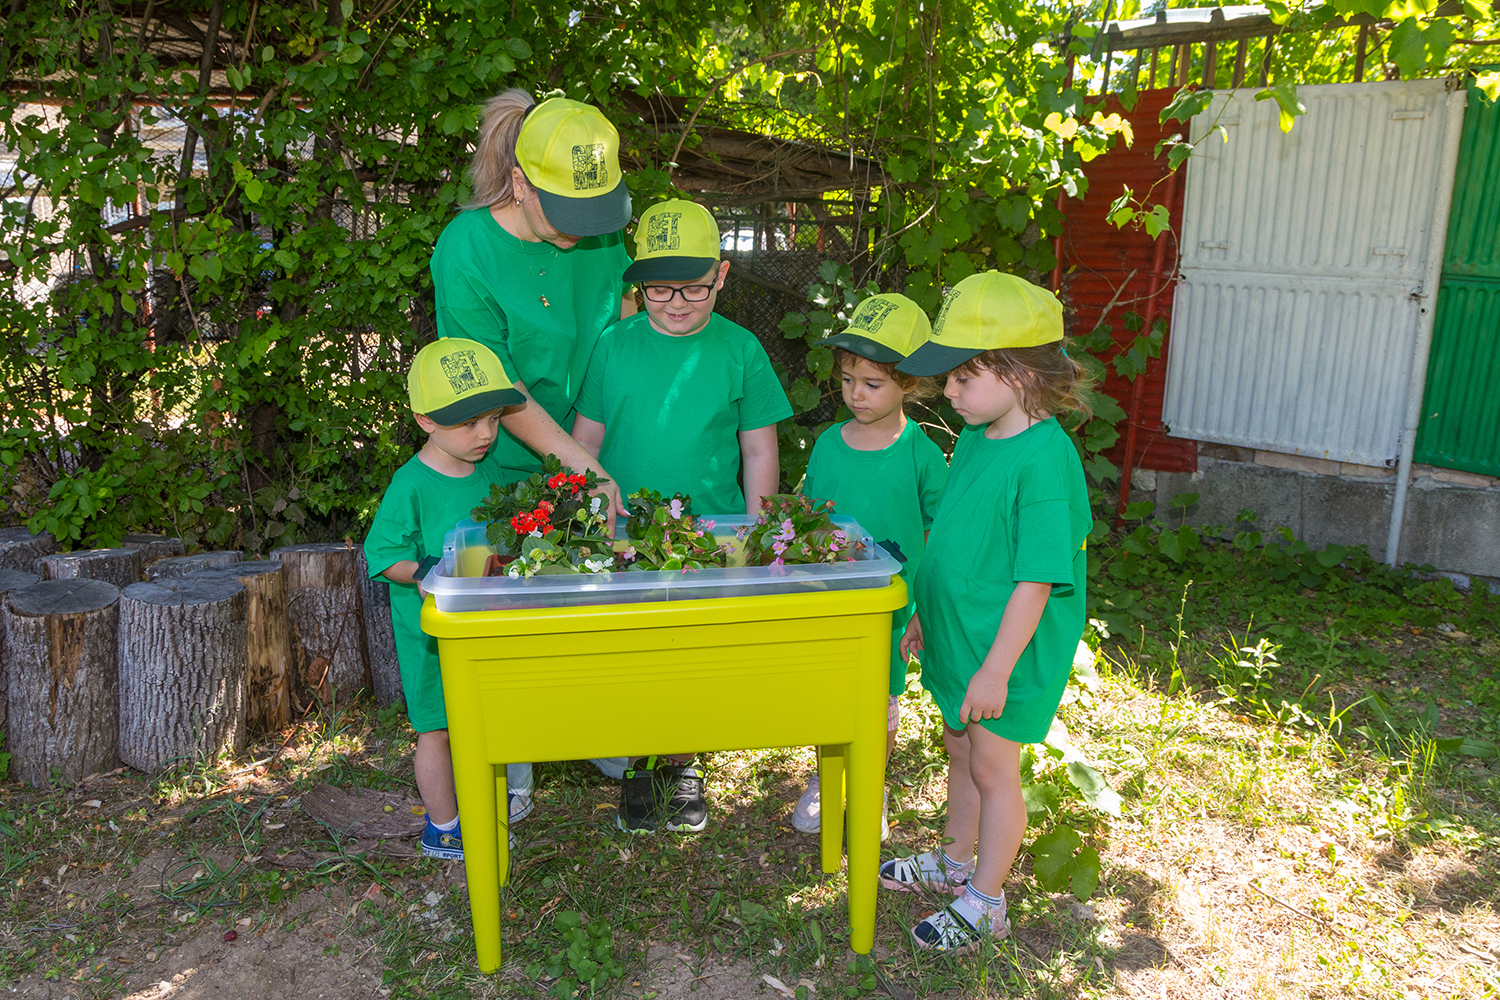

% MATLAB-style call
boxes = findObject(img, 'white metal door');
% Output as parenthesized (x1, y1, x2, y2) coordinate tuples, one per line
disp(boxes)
(1163, 78, 1462, 467)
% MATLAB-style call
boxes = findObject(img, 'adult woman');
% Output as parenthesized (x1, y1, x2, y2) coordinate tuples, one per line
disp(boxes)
(430, 89, 635, 523)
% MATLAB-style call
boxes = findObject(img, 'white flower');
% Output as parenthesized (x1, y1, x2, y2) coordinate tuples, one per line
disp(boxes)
(529, 529, 543, 538)
(590, 495, 603, 514)
(583, 557, 608, 573)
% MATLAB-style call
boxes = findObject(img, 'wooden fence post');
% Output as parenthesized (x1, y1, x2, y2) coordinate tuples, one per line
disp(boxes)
(39, 548, 144, 591)
(147, 551, 243, 580)
(117, 576, 249, 772)
(3, 579, 120, 786)
(356, 549, 403, 709)
(0, 569, 42, 741)
(0, 528, 56, 574)
(270, 543, 370, 704)
(188, 561, 293, 732)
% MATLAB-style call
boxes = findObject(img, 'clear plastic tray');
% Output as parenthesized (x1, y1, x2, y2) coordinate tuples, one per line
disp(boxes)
(423, 516, 900, 613)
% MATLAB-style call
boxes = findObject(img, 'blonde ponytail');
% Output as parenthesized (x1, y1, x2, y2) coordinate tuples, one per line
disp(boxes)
(462, 88, 535, 210)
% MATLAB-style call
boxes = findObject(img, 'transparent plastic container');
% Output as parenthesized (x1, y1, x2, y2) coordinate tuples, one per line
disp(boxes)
(422, 516, 901, 613)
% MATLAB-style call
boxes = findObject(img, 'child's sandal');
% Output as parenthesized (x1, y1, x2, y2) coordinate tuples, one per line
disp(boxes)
(910, 898, 1009, 955)
(878, 851, 971, 895)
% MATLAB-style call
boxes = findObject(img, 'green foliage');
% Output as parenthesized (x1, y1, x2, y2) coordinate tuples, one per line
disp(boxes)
(739, 494, 860, 566)
(618, 490, 730, 572)
(540, 910, 625, 998)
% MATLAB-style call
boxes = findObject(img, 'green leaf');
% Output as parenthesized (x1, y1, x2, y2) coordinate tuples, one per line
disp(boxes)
(1477, 72, 1500, 104)
(1022, 781, 1061, 822)
(1070, 846, 1102, 899)
(1168, 492, 1199, 509)
(1255, 81, 1306, 134)
(1159, 86, 1213, 125)
(1029, 826, 1083, 891)
(1122, 501, 1155, 520)
(1065, 761, 1123, 817)
(1314, 544, 1346, 568)
(1388, 19, 1427, 81)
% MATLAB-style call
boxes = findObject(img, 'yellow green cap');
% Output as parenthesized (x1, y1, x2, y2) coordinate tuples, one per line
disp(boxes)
(516, 97, 631, 237)
(623, 200, 721, 282)
(818, 293, 932, 364)
(897, 271, 1063, 376)
(409, 338, 524, 425)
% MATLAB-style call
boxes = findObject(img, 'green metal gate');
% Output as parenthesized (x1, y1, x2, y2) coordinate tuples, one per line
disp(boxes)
(1414, 81, 1500, 477)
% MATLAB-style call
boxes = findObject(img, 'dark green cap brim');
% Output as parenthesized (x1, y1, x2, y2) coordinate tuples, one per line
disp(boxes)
(424, 387, 526, 426)
(534, 182, 632, 237)
(624, 255, 721, 282)
(895, 341, 986, 377)
(819, 333, 905, 365)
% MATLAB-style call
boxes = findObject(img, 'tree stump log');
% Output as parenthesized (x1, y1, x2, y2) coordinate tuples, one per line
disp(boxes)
(122, 534, 185, 564)
(270, 544, 370, 704)
(0, 527, 56, 574)
(356, 549, 403, 709)
(147, 551, 243, 580)
(117, 577, 249, 772)
(0, 570, 42, 740)
(39, 547, 144, 591)
(188, 561, 292, 732)
(2, 579, 121, 787)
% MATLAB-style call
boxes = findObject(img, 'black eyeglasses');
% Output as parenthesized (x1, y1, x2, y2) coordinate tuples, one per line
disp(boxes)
(641, 283, 715, 303)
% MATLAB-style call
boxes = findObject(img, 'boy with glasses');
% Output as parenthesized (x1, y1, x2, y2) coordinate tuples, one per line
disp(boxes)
(571, 198, 792, 834)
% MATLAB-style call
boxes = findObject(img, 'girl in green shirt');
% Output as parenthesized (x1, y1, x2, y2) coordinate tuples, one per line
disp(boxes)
(882, 272, 1092, 955)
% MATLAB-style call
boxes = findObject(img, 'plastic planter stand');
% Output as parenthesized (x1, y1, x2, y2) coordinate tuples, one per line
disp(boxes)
(421, 577, 907, 973)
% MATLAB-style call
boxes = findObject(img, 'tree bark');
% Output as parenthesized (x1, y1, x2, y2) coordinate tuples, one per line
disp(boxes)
(0, 528, 57, 574)
(39, 547, 143, 591)
(270, 543, 370, 704)
(3, 579, 120, 787)
(356, 549, 403, 709)
(117, 576, 248, 772)
(147, 551, 243, 580)
(122, 533, 185, 565)
(0, 569, 42, 741)
(188, 561, 292, 732)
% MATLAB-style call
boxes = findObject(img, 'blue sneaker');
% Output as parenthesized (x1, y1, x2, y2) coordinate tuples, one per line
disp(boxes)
(421, 819, 463, 860)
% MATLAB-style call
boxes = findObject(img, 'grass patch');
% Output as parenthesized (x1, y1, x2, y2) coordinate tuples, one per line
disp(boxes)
(0, 536, 1496, 997)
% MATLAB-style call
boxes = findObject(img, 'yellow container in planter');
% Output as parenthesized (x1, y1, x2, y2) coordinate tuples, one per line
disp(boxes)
(422, 578, 906, 972)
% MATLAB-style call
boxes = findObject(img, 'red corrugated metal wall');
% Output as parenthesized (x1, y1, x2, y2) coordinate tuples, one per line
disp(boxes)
(1061, 88, 1198, 474)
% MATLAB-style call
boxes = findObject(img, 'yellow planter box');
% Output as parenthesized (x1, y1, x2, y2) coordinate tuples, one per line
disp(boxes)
(423, 578, 907, 972)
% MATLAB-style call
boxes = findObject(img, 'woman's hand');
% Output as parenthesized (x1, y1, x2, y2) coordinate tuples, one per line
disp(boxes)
(591, 478, 627, 537)
(899, 613, 924, 661)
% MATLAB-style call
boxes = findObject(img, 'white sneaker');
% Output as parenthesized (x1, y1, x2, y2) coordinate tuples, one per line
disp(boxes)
(792, 777, 890, 840)
(792, 776, 821, 833)
(508, 789, 534, 823)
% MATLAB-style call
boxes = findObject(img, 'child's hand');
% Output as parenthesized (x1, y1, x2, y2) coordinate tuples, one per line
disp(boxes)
(959, 666, 1009, 725)
(899, 613, 924, 660)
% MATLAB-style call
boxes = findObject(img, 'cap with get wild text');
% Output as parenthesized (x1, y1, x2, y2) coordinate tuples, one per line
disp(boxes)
(896, 271, 1063, 376)
(622, 199, 722, 283)
(409, 339, 524, 425)
(818, 293, 932, 364)
(516, 97, 632, 237)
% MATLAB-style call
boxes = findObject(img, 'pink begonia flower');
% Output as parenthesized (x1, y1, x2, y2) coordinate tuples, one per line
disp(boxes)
(621, 545, 637, 561)
(772, 540, 787, 555)
(772, 518, 796, 543)
(699, 518, 716, 531)
(669, 499, 684, 519)
(769, 556, 784, 568)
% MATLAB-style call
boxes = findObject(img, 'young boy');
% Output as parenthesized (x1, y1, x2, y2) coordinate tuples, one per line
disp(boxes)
(364, 338, 528, 859)
(571, 198, 793, 834)
(882, 272, 1091, 953)
(791, 293, 948, 837)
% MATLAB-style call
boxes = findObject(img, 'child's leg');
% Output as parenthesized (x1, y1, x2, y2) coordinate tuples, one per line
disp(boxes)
(964, 725, 1025, 897)
(939, 724, 981, 864)
(415, 729, 458, 825)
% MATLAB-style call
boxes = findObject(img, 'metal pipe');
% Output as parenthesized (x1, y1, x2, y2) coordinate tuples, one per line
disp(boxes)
(1386, 87, 1467, 566)
(1051, 52, 1076, 295)
(1115, 167, 1180, 526)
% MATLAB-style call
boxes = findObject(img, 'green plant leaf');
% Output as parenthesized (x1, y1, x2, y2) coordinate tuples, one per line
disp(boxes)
(1065, 761, 1123, 817)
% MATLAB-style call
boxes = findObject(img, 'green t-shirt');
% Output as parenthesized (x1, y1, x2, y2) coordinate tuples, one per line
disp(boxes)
(804, 418, 949, 695)
(363, 454, 510, 733)
(913, 418, 1090, 743)
(430, 207, 629, 479)
(575, 312, 793, 516)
